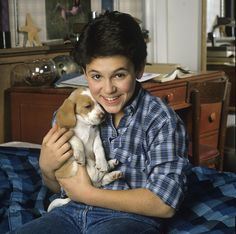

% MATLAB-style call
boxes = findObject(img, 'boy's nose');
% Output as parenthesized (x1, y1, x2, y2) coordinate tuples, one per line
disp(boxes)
(104, 80, 116, 94)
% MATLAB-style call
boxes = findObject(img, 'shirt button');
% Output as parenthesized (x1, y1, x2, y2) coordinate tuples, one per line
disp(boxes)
(10, 207, 17, 212)
(127, 157, 131, 162)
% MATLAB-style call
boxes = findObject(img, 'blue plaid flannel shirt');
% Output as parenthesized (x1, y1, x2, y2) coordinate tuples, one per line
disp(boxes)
(100, 87, 189, 209)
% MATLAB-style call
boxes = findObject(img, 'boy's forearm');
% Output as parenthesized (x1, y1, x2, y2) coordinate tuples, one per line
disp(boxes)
(42, 172, 61, 193)
(82, 187, 175, 218)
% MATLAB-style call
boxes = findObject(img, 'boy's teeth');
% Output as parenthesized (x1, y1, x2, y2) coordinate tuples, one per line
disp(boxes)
(106, 97, 117, 101)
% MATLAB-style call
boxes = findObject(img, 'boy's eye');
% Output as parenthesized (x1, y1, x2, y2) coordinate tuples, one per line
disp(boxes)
(115, 73, 125, 79)
(92, 74, 101, 80)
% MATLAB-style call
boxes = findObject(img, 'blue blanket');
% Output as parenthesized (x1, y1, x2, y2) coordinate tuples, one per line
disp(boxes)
(0, 146, 235, 233)
(0, 147, 51, 233)
(164, 167, 236, 233)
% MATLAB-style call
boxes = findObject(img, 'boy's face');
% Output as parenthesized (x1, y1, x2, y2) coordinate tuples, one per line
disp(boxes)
(84, 55, 142, 116)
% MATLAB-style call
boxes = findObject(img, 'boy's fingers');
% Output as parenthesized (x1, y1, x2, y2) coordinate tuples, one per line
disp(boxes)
(42, 125, 58, 144)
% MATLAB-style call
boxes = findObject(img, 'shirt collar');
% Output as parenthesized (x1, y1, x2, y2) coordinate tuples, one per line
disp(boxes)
(123, 82, 143, 115)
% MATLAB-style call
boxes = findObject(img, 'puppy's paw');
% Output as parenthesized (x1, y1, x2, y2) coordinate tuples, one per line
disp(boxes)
(112, 171, 123, 179)
(108, 159, 119, 169)
(74, 151, 85, 165)
(96, 159, 109, 172)
(101, 170, 124, 186)
(75, 157, 86, 165)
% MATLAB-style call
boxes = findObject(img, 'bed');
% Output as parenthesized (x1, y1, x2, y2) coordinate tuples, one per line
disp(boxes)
(0, 144, 235, 233)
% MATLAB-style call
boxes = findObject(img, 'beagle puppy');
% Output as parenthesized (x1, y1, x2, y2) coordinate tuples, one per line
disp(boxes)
(48, 87, 123, 211)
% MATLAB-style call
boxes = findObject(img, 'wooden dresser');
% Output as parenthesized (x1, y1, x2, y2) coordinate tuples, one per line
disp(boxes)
(0, 45, 73, 143)
(5, 71, 226, 149)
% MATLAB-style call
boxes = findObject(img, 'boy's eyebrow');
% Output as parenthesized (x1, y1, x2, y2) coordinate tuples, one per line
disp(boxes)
(113, 67, 129, 73)
(87, 69, 100, 73)
(87, 67, 128, 74)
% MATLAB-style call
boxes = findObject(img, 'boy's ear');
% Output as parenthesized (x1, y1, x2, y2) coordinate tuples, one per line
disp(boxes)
(82, 68, 88, 80)
(136, 64, 145, 80)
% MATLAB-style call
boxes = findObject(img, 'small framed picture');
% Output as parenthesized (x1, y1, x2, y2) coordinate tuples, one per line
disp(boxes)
(45, 0, 91, 41)
(8, 0, 91, 47)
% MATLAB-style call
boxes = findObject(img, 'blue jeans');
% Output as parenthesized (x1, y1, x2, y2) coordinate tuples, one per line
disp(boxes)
(9, 201, 163, 234)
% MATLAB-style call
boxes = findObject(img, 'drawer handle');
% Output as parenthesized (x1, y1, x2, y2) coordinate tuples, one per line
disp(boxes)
(165, 93, 174, 103)
(209, 112, 216, 122)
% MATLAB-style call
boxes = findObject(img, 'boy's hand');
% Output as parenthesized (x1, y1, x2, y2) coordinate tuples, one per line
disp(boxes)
(57, 165, 94, 203)
(39, 124, 74, 180)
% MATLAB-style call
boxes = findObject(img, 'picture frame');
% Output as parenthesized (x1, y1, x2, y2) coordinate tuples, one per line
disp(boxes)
(45, 0, 91, 41)
(9, 0, 47, 47)
(8, 0, 91, 47)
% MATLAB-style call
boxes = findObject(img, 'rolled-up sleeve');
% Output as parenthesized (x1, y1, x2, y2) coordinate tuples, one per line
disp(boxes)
(145, 114, 189, 210)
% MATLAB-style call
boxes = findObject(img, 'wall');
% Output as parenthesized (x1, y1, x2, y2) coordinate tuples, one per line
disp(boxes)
(8, 0, 202, 71)
(96, 0, 202, 71)
(115, 0, 142, 20)
(144, 0, 202, 71)
(167, 0, 202, 71)
(207, 0, 221, 35)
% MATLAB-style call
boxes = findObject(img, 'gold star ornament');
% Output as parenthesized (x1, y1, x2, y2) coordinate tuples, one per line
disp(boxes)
(20, 13, 42, 47)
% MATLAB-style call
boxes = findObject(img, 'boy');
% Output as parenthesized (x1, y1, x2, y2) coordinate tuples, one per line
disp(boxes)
(11, 11, 189, 234)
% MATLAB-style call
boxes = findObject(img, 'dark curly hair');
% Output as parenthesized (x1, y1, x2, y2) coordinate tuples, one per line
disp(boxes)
(74, 11, 147, 73)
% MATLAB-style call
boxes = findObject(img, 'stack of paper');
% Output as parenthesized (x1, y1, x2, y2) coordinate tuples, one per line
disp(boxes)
(137, 66, 194, 83)
(136, 72, 160, 82)
(54, 73, 88, 88)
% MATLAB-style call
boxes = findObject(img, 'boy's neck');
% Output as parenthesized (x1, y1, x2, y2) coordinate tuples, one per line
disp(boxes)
(112, 111, 124, 128)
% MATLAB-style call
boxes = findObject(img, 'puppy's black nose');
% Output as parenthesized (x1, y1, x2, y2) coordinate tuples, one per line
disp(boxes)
(99, 112, 105, 121)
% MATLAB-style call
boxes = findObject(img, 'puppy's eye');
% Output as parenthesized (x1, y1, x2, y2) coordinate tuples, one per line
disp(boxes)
(84, 104, 92, 109)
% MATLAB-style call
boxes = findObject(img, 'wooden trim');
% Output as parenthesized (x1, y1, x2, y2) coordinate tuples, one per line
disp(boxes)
(0, 44, 73, 58)
(201, 0, 207, 71)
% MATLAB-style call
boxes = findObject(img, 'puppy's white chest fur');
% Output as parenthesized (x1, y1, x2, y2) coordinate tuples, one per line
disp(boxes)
(75, 122, 95, 148)
(74, 122, 97, 160)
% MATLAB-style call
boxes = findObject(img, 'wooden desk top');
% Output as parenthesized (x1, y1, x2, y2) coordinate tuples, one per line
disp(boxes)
(7, 70, 225, 111)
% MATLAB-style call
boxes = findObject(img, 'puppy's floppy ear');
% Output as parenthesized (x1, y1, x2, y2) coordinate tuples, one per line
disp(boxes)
(56, 99, 76, 128)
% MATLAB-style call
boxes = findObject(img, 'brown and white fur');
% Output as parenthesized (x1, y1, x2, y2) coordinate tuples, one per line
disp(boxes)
(47, 87, 123, 211)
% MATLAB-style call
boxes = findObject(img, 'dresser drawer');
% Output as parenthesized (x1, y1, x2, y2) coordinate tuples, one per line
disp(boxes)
(200, 102, 221, 134)
(200, 131, 219, 148)
(8, 90, 71, 144)
(153, 86, 186, 106)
